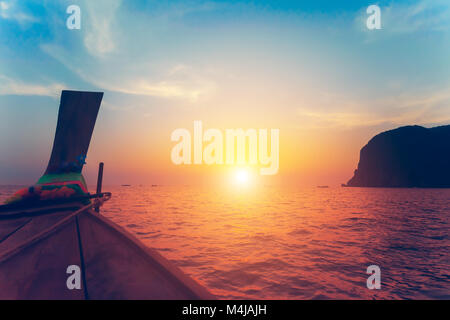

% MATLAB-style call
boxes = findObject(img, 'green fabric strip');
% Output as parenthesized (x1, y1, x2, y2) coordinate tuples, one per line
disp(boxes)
(37, 173, 88, 189)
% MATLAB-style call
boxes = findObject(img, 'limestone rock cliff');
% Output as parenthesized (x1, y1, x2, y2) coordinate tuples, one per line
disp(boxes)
(345, 125, 450, 188)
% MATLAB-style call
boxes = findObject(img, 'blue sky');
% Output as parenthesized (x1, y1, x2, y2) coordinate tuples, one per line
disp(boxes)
(0, 0, 449, 185)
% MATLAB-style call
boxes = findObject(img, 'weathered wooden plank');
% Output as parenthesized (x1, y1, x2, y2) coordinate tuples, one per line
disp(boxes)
(78, 210, 213, 299)
(0, 211, 71, 256)
(0, 218, 84, 299)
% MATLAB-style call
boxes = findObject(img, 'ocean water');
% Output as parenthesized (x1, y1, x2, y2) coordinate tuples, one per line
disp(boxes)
(1, 185, 449, 299)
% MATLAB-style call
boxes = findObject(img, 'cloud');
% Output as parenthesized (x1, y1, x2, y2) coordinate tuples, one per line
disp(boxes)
(385, 0, 450, 33)
(25, 0, 224, 101)
(0, 1, 9, 11)
(83, 0, 121, 57)
(99, 79, 214, 101)
(356, 0, 450, 34)
(92, 64, 216, 101)
(0, 0, 38, 24)
(0, 75, 65, 97)
(40, 42, 216, 102)
(296, 87, 450, 129)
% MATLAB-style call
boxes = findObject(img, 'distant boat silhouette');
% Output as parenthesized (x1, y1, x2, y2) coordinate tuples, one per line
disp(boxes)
(121, 184, 131, 187)
(317, 185, 329, 188)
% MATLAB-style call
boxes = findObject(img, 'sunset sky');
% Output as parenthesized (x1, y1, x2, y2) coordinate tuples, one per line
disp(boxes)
(0, 0, 449, 187)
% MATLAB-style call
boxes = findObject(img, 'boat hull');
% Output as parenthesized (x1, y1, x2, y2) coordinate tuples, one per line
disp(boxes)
(0, 203, 213, 300)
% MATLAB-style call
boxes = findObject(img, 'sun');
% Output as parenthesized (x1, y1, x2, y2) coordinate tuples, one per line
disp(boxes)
(234, 169, 250, 185)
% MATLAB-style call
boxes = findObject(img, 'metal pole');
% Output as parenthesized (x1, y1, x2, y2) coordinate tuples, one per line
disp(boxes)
(95, 162, 104, 213)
